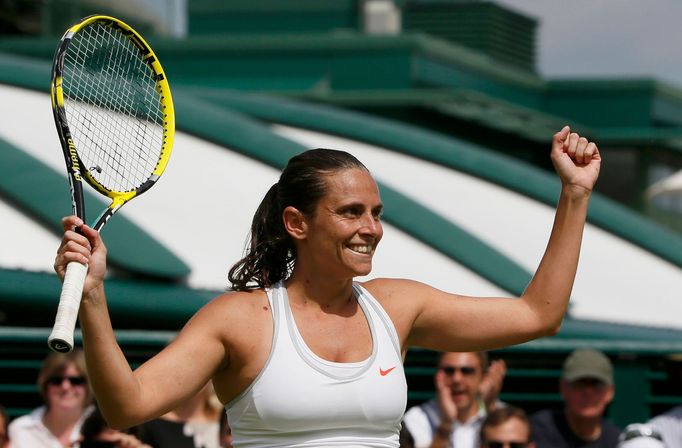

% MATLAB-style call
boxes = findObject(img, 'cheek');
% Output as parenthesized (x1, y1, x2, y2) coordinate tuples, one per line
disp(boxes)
(45, 387, 59, 401)
(565, 394, 581, 409)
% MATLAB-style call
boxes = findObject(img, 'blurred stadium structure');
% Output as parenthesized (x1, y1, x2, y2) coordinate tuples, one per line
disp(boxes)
(0, 0, 681, 428)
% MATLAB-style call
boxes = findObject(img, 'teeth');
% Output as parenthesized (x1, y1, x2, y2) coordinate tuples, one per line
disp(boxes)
(349, 245, 372, 254)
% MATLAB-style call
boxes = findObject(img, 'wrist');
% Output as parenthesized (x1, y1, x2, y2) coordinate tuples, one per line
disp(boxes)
(436, 423, 453, 439)
(82, 283, 106, 306)
(562, 183, 593, 199)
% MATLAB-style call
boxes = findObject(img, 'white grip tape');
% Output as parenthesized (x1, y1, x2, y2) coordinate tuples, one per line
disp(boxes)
(48, 262, 88, 352)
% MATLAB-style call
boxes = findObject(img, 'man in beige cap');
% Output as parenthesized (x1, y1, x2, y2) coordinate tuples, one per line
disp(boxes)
(530, 348, 620, 447)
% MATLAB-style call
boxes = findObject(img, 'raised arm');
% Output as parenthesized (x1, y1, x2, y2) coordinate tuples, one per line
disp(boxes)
(54, 217, 228, 429)
(371, 126, 601, 352)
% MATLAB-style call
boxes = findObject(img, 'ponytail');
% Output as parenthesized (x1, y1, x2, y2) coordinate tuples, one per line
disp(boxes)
(228, 182, 294, 290)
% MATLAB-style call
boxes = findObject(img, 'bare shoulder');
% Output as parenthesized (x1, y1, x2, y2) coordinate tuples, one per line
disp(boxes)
(360, 277, 436, 302)
(178, 289, 274, 403)
(358, 278, 435, 347)
(193, 289, 271, 331)
(182, 289, 272, 355)
(203, 288, 270, 312)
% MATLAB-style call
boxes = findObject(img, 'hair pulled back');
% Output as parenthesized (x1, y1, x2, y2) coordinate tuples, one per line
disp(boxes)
(228, 148, 367, 290)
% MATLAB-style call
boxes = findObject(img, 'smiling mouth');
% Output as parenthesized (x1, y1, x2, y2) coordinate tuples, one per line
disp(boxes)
(348, 244, 373, 254)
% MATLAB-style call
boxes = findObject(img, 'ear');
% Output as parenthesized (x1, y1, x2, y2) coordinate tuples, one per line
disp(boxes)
(283, 206, 307, 240)
(605, 384, 615, 404)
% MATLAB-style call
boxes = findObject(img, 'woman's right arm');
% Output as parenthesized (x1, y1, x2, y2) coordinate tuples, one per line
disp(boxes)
(55, 216, 229, 429)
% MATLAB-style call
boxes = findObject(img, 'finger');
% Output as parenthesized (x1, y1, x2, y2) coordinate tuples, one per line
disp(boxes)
(552, 125, 570, 151)
(121, 434, 138, 448)
(566, 132, 580, 158)
(78, 224, 102, 250)
(583, 142, 598, 163)
(60, 240, 91, 265)
(61, 215, 84, 232)
(489, 360, 504, 377)
(435, 370, 446, 389)
(575, 137, 588, 164)
(60, 229, 93, 254)
(54, 249, 88, 276)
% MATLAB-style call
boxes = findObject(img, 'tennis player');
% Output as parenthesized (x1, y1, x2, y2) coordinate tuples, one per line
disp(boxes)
(54, 125, 600, 447)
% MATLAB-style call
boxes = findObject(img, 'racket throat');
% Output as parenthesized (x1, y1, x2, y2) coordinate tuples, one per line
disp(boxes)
(93, 197, 128, 231)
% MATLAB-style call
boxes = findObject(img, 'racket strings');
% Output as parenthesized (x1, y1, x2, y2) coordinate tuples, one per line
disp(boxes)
(62, 21, 166, 193)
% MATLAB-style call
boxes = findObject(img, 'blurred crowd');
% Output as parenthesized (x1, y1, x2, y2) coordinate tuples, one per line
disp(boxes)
(399, 348, 680, 448)
(2, 348, 680, 448)
(1, 350, 232, 448)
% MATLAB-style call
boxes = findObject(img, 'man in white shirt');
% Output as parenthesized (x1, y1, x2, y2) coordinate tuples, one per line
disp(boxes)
(402, 352, 506, 448)
(649, 405, 682, 448)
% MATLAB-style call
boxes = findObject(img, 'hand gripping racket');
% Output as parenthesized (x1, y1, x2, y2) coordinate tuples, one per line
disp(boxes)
(48, 15, 175, 352)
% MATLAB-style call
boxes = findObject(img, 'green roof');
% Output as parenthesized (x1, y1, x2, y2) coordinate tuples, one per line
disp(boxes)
(194, 89, 682, 269)
(0, 137, 189, 279)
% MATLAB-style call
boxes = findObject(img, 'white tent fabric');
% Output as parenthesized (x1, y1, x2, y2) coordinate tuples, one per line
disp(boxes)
(1, 85, 681, 329)
(0, 85, 505, 296)
(647, 169, 682, 197)
(271, 125, 682, 330)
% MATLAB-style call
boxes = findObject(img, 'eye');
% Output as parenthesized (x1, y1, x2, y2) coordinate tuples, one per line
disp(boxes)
(341, 206, 361, 217)
(372, 207, 384, 220)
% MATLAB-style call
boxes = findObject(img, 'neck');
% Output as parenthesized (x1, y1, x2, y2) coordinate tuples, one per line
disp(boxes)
(456, 400, 480, 424)
(43, 407, 83, 440)
(286, 272, 355, 312)
(564, 410, 602, 441)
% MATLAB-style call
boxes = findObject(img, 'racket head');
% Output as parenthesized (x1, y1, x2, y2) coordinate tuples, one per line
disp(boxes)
(51, 15, 175, 229)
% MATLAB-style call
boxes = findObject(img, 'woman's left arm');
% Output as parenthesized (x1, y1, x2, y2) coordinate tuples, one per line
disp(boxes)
(370, 126, 601, 352)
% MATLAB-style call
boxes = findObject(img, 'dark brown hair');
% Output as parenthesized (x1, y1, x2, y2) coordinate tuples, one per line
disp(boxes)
(228, 148, 367, 290)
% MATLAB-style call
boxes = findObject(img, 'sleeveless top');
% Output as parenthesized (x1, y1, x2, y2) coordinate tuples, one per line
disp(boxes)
(225, 281, 407, 447)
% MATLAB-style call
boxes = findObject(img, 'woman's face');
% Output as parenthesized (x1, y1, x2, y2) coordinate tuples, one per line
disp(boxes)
(45, 363, 88, 412)
(299, 168, 383, 278)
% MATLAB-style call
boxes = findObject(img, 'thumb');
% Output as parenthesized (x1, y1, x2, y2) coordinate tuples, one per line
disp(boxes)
(552, 125, 571, 151)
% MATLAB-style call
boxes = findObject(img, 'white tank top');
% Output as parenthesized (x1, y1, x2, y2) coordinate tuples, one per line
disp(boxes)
(225, 281, 407, 447)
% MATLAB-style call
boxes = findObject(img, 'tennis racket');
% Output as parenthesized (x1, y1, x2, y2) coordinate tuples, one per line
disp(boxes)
(48, 15, 175, 353)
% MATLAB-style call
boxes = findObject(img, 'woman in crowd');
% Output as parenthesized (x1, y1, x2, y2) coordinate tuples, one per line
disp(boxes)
(9, 350, 93, 447)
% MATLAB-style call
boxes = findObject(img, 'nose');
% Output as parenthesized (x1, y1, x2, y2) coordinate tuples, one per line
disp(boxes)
(358, 212, 382, 236)
(450, 371, 467, 384)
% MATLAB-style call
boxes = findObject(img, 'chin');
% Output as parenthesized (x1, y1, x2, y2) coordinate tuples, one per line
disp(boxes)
(354, 264, 373, 277)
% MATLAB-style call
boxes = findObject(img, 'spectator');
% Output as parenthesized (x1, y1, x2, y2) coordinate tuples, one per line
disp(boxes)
(218, 412, 232, 448)
(402, 351, 507, 448)
(79, 405, 151, 448)
(617, 424, 665, 448)
(8, 350, 93, 448)
(480, 406, 535, 448)
(530, 348, 619, 448)
(649, 404, 682, 448)
(137, 382, 222, 448)
(647, 361, 682, 448)
(0, 404, 9, 448)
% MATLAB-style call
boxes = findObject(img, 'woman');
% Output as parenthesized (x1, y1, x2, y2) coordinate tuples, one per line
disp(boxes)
(9, 350, 93, 447)
(0, 404, 9, 448)
(54, 126, 600, 447)
(136, 382, 222, 448)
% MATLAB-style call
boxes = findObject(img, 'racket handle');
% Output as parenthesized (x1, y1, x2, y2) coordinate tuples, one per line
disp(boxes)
(48, 262, 88, 353)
